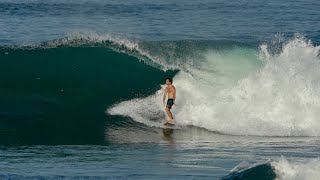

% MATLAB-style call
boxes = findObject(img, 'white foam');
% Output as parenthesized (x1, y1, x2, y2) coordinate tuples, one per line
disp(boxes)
(107, 94, 166, 128)
(272, 157, 320, 180)
(108, 36, 320, 136)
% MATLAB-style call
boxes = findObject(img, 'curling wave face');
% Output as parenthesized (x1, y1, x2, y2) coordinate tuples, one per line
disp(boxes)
(0, 34, 177, 145)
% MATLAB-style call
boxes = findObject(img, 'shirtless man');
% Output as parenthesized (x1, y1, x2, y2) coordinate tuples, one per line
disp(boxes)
(163, 77, 176, 123)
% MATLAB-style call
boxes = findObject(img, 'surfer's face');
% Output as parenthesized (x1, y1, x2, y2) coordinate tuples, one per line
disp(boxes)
(166, 79, 170, 85)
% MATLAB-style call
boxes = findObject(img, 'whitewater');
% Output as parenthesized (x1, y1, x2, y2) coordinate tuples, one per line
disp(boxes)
(108, 35, 320, 136)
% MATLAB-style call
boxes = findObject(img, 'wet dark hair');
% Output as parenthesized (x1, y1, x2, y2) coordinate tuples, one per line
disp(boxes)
(166, 77, 173, 84)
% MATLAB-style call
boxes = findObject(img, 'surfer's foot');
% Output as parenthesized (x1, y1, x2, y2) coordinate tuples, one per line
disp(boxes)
(167, 119, 174, 124)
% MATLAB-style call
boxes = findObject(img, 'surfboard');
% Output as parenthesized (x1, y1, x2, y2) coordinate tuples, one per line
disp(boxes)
(163, 121, 174, 136)
(163, 121, 175, 126)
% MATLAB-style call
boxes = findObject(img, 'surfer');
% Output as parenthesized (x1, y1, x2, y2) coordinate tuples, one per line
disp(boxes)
(163, 77, 176, 124)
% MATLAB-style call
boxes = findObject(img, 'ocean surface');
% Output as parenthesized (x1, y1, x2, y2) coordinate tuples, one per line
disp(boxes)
(1, 0, 320, 179)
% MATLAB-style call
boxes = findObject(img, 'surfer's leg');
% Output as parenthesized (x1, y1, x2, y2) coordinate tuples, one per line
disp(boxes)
(165, 107, 173, 121)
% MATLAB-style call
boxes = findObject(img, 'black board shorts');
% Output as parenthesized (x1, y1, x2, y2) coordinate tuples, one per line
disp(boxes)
(166, 99, 174, 109)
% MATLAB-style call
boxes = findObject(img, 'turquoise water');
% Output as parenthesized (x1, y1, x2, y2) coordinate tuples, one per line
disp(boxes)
(1, 0, 320, 179)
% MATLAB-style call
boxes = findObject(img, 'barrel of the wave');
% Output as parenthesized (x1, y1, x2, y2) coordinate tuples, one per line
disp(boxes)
(0, 41, 178, 145)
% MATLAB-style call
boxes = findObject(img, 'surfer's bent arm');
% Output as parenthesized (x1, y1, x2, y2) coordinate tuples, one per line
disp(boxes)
(163, 87, 167, 105)
(173, 86, 176, 104)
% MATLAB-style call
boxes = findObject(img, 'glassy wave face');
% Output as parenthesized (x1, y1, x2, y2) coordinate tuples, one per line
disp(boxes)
(0, 34, 320, 145)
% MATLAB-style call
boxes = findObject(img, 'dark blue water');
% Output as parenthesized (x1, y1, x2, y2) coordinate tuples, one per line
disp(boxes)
(1, 0, 320, 179)
(1, 0, 320, 44)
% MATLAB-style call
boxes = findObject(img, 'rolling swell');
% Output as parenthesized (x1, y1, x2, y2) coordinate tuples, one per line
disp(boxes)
(224, 157, 320, 180)
(0, 39, 176, 145)
(223, 162, 276, 180)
